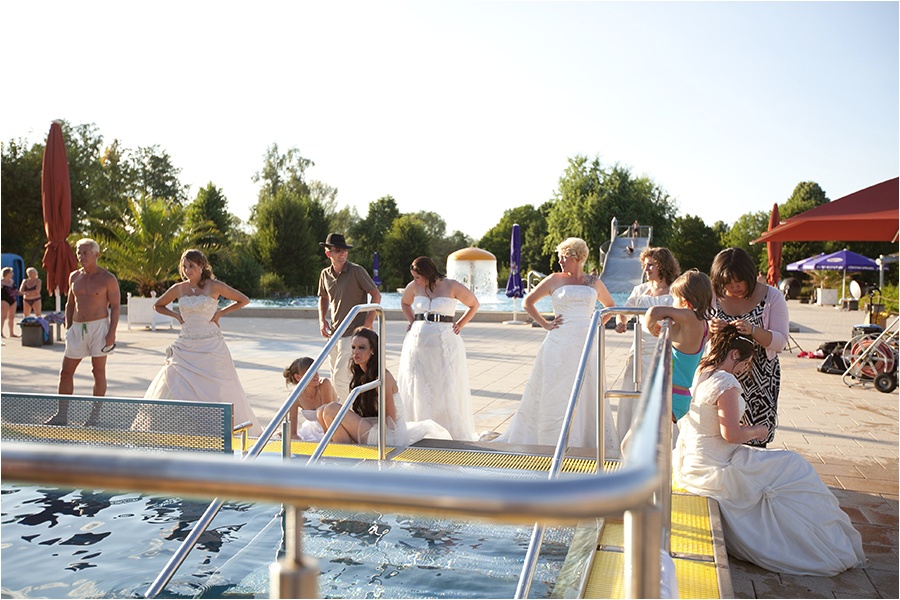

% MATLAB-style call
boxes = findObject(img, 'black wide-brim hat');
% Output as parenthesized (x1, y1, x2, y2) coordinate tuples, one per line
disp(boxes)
(320, 233, 353, 249)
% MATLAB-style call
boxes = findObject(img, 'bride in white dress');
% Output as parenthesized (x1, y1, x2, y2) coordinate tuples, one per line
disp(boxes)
(495, 238, 620, 454)
(133, 249, 262, 436)
(675, 326, 865, 576)
(398, 256, 480, 441)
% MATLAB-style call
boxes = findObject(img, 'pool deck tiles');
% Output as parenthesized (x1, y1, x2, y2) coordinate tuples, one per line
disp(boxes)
(1, 300, 897, 599)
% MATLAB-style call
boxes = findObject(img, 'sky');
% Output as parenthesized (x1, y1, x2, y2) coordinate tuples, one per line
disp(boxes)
(3, 1, 898, 241)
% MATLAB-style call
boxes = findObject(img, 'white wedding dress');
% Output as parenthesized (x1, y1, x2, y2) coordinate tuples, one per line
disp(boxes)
(357, 390, 452, 446)
(496, 285, 620, 455)
(398, 296, 477, 441)
(674, 370, 865, 575)
(134, 295, 262, 436)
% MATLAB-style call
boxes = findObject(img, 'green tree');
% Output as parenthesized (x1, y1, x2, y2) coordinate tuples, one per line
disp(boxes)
(252, 191, 321, 290)
(382, 214, 432, 289)
(134, 145, 188, 203)
(252, 143, 313, 200)
(350, 196, 401, 274)
(545, 156, 678, 269)
(721, 211, 769, 270)
(1, 137, 45, 266)
(408, 210, 473, 269)
(94, 196, 216, 296)
(478, 203, 553, 279)
(249, 145, 329, 290)
(667, 214, 723, 273)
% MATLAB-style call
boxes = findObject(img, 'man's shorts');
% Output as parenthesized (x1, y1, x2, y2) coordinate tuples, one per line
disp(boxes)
(65, 318, 110, 359)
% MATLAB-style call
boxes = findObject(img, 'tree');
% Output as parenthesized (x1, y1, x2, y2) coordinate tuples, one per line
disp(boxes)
(252, 143, 313, 201)
(249, 145, 329, 291)
(545, 156, 678, 270)
(1, 137, 44, 266)
(408, 210, 473, 269)
(778, 181, 832, 271)
(94, 196, 216, 296)
(382, 214, 432, 290)
(478, 203, 553, 278)
(134, 145, 188, 203)
(721, 211, 769, 270)
(252, 191, 321, 290)
(349, 196, 401, 274)
(666, 214, 723, 273)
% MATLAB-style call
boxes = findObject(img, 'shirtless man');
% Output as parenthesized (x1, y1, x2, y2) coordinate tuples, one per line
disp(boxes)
(45, 238, 121, 426)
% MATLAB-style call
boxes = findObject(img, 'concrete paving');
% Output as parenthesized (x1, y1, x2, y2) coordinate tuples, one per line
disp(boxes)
(1, 301, 896, 599)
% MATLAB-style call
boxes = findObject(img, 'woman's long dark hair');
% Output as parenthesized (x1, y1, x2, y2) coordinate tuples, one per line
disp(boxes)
(699, 325, 755, 371)
(349, 327, 380, 417)
(410, 256, 444, 293)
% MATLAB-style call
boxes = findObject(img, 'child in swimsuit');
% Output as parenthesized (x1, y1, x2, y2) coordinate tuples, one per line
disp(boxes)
(645, 269, 714, 421)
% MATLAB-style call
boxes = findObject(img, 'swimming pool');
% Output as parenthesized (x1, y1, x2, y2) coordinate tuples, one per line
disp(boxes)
(1, 475, 580, 598)
(248, 291, 630, 312)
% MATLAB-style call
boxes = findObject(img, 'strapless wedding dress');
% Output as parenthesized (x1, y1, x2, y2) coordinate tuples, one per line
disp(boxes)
(134, 295, 261, 436)
(397, 295, 477, 441)
(495, 285, 620, 454)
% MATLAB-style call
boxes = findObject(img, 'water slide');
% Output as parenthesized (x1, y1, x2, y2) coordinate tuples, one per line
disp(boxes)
(599, 232, 649, 295)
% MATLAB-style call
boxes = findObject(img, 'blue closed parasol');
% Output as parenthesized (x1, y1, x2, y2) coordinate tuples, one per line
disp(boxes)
(504, 224, 526, 325)
(372, 252, 382, 286)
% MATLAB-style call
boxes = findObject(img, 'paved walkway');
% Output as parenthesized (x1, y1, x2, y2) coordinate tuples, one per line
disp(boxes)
(1, 301, 896, 599)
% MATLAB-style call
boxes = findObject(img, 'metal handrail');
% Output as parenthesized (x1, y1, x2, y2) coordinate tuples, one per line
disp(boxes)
(2, 307, 673, 599)
(2, 326, 671, 598)
(525, 270, 545, 293)
(144, 303, 384, 598)
(515, 308, 669, 598)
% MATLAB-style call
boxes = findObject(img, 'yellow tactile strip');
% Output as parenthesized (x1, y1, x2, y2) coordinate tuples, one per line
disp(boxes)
(671, 492, 715, 558)
(583, 550, 720, 599)
(597, 494, 713, 558)
(249, 439, 390, 460)
(392, 447, 618, 474)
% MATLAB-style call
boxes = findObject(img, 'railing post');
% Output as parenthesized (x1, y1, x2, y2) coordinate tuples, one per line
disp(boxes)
(270, 505, 318, 599)
(624, 502, 661, 599)
(597, 312, 606, 470)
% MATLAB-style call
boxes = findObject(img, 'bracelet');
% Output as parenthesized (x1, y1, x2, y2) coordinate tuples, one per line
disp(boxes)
(751, 324, 756, 335)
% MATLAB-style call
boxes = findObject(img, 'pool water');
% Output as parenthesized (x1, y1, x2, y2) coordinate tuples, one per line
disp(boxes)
(1, 482, 575, 598)
(248, 291, 630, 312)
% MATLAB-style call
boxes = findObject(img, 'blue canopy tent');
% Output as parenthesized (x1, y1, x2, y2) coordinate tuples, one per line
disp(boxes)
(787, 249, 878, 300)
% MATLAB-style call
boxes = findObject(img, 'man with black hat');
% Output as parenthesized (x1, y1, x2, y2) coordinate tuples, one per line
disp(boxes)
(318, 233, 382, 400)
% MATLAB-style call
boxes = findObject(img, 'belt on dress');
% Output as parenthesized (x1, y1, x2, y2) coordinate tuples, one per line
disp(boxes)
(415, 313, 454, 323)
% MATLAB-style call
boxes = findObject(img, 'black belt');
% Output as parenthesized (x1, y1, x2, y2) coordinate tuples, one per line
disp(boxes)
(415, 313, 454, 323)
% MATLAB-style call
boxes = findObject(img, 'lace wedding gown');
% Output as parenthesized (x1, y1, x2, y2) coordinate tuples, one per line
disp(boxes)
(134, 295, 262, 436)
(496, 285, 620, 455)
(398, 296, 477, 441)
(674, 370, 864, 575)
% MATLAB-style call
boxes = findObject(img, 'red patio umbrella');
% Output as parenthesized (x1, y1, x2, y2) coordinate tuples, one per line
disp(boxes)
(41, 122, 78, 334)
(766, 203, 782, 287)
(752, 177, 899, 244)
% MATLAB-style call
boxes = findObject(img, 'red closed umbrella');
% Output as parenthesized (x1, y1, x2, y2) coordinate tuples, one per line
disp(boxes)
(40, 122, 78, 335)
(766, 203, 782, 287)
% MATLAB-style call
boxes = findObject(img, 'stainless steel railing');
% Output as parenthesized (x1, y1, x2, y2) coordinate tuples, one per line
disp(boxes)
(143, 303, 385, 598)
(514, 308, 670, 598)
(2, 306, 673, 599)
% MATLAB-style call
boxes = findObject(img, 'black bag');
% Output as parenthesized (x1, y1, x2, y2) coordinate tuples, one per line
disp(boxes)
(818, 353, 848, 375)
